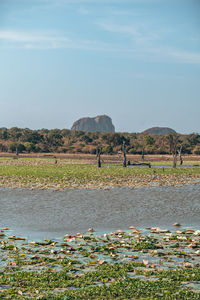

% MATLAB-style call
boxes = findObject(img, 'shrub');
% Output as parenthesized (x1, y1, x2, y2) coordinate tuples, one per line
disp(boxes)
(0, 143, 8, 152)
(193, 145, 200, 155)
(127, 148, 136, 154)
(9, 143, 26, 153)
(102, 145, 113, 154)
(24, 142, 35, 153)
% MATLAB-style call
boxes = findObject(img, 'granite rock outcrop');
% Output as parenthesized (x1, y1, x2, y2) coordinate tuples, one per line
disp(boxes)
(142, 127, 176, 135)
(71, 115, 115, 132)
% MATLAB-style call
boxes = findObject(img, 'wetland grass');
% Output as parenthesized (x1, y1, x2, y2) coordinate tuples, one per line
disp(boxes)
(0, 157, 200, 190)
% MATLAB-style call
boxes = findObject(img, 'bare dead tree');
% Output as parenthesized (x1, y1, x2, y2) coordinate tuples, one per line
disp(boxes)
(178, 145, 183, 165)
(167, 134, 179, 168)
(96, 147, 101, 168)
(14, 147, 19, 159)
(141, 146, 144, 160)
(122, 140, 127, 167)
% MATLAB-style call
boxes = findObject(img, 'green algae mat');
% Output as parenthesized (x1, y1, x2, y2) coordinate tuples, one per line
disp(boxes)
(0, 226, 200, 299)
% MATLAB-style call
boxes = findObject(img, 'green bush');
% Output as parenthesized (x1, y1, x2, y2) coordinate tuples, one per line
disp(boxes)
(9, 142, 26, 153)
(193, 145, 200, 155)
(102, 145, 113, 154)
(24, 142, 35, 153)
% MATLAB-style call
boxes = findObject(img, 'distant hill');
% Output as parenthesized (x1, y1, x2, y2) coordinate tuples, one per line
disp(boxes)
(71, 115, 115, 132)
(142, 127, 176, 135)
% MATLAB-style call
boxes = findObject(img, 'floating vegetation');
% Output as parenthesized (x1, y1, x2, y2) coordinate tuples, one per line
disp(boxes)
(0, 226, 200, 299)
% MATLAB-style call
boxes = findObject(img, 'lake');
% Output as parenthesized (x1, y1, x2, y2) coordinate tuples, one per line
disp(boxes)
(0, 184, 200, 240)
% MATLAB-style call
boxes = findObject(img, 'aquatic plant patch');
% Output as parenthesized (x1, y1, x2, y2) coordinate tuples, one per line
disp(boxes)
(0, 226, 200, 299)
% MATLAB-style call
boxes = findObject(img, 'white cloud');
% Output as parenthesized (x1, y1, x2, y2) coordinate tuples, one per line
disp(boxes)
(0, 29, 200, 64)
(97, 21, 159, 44)
(0, 29, 120, 51)
(0, 30, 69, 48)
(167, 49, 200, 64)
(97, 21, 200, 64)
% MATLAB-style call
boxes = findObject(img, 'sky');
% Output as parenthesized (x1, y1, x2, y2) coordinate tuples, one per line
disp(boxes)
(0, 0, 200, 134)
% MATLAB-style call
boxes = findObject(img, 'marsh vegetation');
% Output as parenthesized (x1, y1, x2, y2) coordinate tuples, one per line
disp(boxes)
(0, 156, 200, 190)
(0, 156, 199, 299)
(0, 227, 200, 299)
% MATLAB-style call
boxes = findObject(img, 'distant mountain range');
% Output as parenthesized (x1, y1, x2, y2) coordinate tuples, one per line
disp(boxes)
(142, 127, 176, 135)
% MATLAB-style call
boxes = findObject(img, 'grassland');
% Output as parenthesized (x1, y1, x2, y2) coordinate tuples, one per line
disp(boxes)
(0, 155, 200, 190)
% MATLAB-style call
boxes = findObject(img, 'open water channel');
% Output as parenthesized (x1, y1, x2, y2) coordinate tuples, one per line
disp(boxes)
(0, 184, 200, 240)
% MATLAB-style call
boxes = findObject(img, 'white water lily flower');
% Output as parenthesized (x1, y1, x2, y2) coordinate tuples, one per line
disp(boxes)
(194, 230, 200, 236)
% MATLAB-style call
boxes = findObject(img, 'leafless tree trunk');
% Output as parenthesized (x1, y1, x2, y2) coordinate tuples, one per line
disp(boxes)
(122, 141, 126, 167)
(96, 147, 101, 168)
(16, 147, 18, 156)
(167, 134, 179, 168)
(141, 146, 144, 160)
(178, 146, 183, 165)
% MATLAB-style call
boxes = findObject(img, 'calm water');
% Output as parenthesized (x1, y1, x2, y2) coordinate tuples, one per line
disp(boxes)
(0, 185, 200, 240)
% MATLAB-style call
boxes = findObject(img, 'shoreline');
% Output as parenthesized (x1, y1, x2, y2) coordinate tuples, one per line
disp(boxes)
(0, 173, 200, 190)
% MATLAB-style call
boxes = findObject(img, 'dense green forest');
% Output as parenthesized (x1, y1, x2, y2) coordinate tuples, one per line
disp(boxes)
(0, 127, 200, 155)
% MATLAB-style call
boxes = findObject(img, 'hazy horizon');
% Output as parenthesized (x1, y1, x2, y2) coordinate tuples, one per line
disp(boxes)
(1, 121, 199, 135)
(0, 0, 200, 134)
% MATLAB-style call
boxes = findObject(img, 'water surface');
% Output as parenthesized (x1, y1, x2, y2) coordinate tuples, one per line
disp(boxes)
(0, 185, 199, 240)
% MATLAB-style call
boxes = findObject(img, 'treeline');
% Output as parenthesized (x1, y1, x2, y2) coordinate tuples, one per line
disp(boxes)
(0, 127, 200, 155)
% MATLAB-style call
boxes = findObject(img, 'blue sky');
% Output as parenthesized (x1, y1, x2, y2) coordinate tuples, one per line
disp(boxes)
(0, 0, 200, 133)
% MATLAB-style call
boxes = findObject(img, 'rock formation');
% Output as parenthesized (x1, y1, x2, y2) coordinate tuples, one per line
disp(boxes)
(142, 127, 176, 135)
(71, 115, 115, 132)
